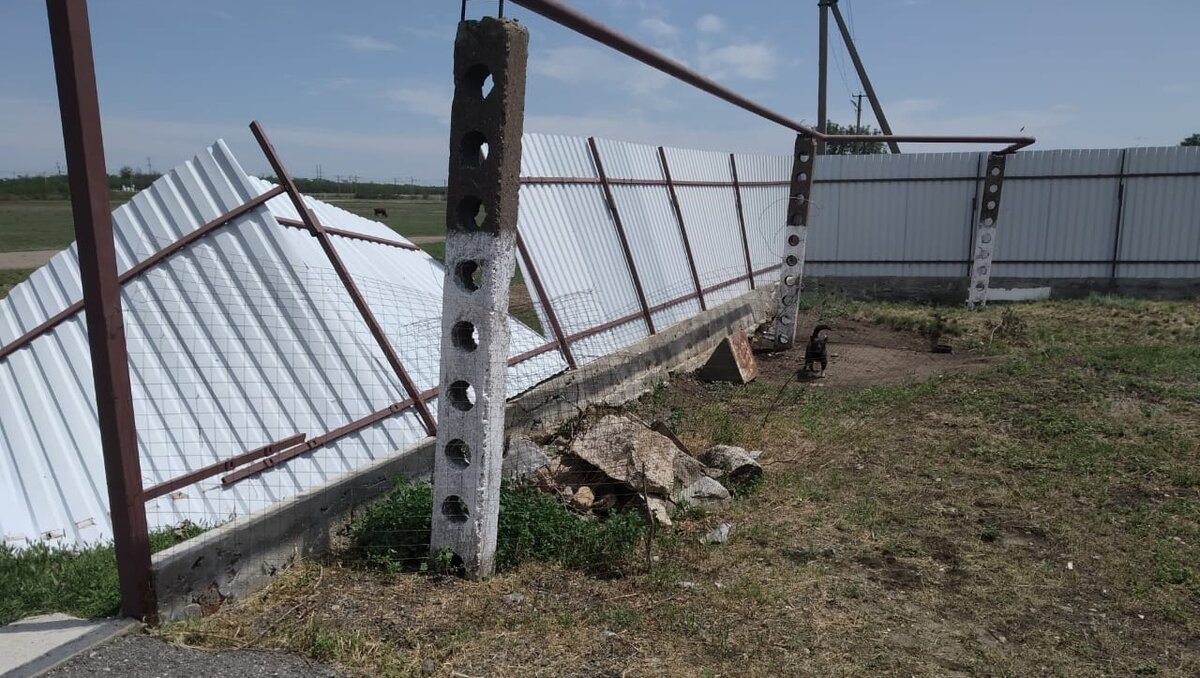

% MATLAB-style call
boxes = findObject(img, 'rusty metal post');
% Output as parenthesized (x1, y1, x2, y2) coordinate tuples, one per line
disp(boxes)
(729, 153, 756, 289)
(589, 136, 656, 335)
(967, 153, 1007, 309)
(431, 16, 529, 578)
(46, 0, 154, 621)
(770, 135, 817, 349)
(660, 146, 706, 310)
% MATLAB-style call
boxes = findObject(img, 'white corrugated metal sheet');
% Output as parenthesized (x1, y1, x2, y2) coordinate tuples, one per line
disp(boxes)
(0, 140, 565, 550)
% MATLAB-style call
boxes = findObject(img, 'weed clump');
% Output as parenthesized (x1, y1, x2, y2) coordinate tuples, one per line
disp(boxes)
(349, 479, 645, 576)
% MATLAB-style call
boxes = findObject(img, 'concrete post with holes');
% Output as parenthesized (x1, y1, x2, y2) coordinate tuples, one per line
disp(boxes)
(430, 16, 528, 578)
(967, 153, 1007, 309)
(769, 135, 817, 349)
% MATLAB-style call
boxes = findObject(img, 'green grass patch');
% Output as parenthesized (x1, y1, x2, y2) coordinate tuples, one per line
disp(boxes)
(329, 199, 446, 239)
(348, 479, 645, 576)
(0, 201, 79, 251)
(0, 268, 34, 300)
(0, 525, 204, 625)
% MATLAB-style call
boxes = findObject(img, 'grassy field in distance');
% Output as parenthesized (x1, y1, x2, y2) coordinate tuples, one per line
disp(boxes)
(0, 198, 447, 255)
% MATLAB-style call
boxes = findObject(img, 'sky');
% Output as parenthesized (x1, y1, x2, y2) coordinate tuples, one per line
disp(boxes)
(2, 0, 1198, 184)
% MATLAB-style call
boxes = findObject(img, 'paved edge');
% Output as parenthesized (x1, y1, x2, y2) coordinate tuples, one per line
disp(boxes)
(5, 619, 140, 678)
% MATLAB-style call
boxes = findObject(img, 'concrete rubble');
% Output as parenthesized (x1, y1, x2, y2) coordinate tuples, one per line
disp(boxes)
(520, 413, 753, 526)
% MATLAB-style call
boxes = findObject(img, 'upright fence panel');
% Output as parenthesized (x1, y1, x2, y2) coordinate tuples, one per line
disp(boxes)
(1120, 146, 1200, 279)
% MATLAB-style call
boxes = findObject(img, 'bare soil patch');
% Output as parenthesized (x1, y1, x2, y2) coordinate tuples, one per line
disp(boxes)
(0, 249, 58, 270)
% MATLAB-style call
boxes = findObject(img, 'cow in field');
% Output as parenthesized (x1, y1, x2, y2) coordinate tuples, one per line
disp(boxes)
(373, 207, 389, 218)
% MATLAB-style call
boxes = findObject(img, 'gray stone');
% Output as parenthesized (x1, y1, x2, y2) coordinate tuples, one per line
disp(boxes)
(700, 445, 763, 486)
(503, 436, 550, 480)
(502, 592, 525, 606)
(677, 476, 732, 512)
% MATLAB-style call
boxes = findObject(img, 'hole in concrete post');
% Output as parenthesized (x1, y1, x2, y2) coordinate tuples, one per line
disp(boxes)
(797, 172, 808, 182)
(460, 131, 490, 168)
(464, 63, 494, 100)
(982, 217, 995, 227)
(451, 321, 478, 351)
(445, 439, 471, 467)
(800, 154, 811, 163)
(784, 275, 797, 286)
(988, 184, 999, 194)
(986, 201, 996, 211)
(786, 255, 799, 267)
(454, 260, 482, 292)
(457, 195, 488, 230)
(787, 234, 800, 246)
(991, 166, 1001, 176)
(442, 496, 469, 522)
(447, 380, 476, 411)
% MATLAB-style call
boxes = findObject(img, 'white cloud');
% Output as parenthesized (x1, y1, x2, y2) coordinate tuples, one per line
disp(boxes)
(530, 45, 671, 98)
(386, 86, 452, 120)
(639, 17, 679, 40)
(699, 43, 778, 81)
(696, 14, 725, 34)
(336, 34, 396, 52)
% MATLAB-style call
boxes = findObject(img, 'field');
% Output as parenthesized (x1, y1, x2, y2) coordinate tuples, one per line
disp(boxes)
(148, 297, 1199, 676)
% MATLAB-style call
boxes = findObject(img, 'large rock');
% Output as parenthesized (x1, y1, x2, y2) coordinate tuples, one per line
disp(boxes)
(699, 445, 764, 487)
(697, 331, 758, 383)
(503, 436, 550, 480)
(569, 415, 676, 495)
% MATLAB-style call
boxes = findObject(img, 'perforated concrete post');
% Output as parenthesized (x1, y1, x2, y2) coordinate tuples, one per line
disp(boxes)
(769, 135, 816, 350)
(430, 16, 528, 578)
(967, 153, 1007, 309)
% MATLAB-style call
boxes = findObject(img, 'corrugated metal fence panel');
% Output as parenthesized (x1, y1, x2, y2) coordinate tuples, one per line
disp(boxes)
(517, 134, 648, 363)
(1120, 146, 1200, 279)
(807, 152, 978, 279)
(731, 152, 790, 278)
(0, 140, 563, 550)
(594, 138, 700, 331)
(662, 146, 750, 307)
(994, 148, 1123, 279)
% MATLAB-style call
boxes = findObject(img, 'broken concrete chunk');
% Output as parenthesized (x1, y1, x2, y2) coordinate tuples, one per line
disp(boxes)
(704, 522, 733, 544)
(677, 476, 732, 512)
(503, 436, 550, 480)
(697, 330, 759, 383)
(700, 445, 764, 487)
(569, 415, 675, 495)
(645, 495, 673, 527)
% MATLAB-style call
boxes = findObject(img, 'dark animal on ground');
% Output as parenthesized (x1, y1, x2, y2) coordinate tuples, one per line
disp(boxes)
(373, 207, 389, 218)
(804, 324, 832, 375)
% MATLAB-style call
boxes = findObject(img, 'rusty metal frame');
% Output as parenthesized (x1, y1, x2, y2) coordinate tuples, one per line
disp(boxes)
(274, 216, 422, 251)
(728, 153, 756, 289)
(659, 146, 706, 311)
(142, 433, 305, 500)
(588, 136, 656, 335)
(46, 0, 153, 621)
(507, 0, 1035, 153)
(250, 121, 437, 436)
(516, 233, 577, 368)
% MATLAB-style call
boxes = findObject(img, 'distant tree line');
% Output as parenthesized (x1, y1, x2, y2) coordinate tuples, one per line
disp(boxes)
(823, 121, 887, 155)
(0, 166, 447, 201)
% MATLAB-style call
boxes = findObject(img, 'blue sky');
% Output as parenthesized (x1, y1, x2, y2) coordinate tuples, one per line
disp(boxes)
(2, 0, 1198, 183)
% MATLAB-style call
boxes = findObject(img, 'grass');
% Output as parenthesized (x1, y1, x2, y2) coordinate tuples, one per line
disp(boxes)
(0, 268, 34, 299)
(0, 525, 204, 625)
(162, 296, 1200, 676)
(0, 199, 446, 254)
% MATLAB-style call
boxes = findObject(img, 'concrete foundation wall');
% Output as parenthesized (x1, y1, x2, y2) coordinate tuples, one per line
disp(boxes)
(151, 286, 775, 622)
(808, 276, 1200, 303)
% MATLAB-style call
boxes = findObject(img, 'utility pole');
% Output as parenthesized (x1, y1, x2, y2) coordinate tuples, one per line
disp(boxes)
(816, 0, 830, 154)
(851, 92, 865, 129)
(828, 0, 900, 153)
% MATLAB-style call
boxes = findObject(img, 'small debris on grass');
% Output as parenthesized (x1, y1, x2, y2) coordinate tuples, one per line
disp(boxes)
(704, 522, 733, 545)
(502, 592, 525, 606)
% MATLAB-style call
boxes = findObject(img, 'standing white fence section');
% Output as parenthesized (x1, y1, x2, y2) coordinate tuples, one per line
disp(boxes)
(518, 135, 1200, 325)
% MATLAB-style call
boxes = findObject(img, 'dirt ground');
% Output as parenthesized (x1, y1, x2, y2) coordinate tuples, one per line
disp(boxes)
(756, 313, 1000, 389)
(0, 249, 58, 270)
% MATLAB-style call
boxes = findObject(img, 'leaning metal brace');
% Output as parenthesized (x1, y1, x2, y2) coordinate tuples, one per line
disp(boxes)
(430, 16, 528, 578)
(770, 135, 817, 349)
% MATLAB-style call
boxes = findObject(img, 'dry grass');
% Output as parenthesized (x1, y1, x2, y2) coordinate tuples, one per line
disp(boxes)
(161, 297, 1200, 676)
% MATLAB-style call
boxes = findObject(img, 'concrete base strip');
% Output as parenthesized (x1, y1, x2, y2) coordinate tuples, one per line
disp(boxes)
(0, 613, 138, 677)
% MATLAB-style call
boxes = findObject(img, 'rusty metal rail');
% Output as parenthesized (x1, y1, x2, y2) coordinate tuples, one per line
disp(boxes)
(506, 0, 1035, 153)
